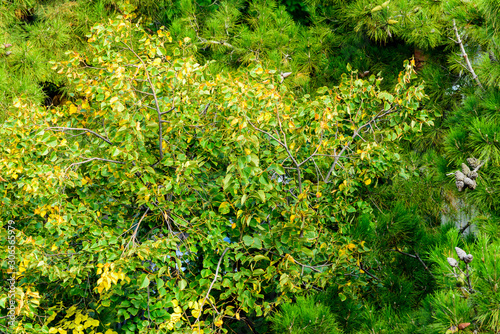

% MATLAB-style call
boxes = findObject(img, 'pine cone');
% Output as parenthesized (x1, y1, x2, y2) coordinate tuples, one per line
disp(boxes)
(447, 257, 458, 267)
(468, 171, 478, 180)
(466, 157, 480, 169)
(464, 254, 473, 264)
(456, 180, 464, 191)
(463, 177, 476, 190)
(455, 170, 465, 181)
(461, 163, 471, 176)
(455, 247, 467, 261)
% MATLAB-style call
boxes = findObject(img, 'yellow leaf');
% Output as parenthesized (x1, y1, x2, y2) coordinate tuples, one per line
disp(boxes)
(231, 223, 236, 229)
(348, 243, 356, 250)
(364, 178, 372, 185)
(255, 67, 263, 75)
(51, 244, 58, 251)
(244, 148, 251, 155)
(215, 319, 223, 327)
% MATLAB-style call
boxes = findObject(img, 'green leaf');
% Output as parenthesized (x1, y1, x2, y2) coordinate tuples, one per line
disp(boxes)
(223, 174, 232, 190)
(257, 190, 266, 203)
(253, 269, 265, 276)
(219, 201, 230, 214)
(112, 147, 121, 157)
(139, 275, 150, 289)
(301, 247, 314, 257)
(115, 101, 125, 112)
(253, 254, 269, 262)
(243, 235, 253, 247)
(178, 279, 187, 290)
(156, 278, 164, 290)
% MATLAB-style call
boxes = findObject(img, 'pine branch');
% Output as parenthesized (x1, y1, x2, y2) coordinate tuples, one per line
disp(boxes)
(452, 19, 483, 89)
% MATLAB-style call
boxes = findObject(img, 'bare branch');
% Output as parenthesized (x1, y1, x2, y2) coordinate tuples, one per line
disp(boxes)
(298, 132, 324, 167)
(122, 207, 150, 255)
(160, 106, 175, 116)
(122, 42, 165, 160)
(198, 38, 236, 49)
(275, 107, 303, 193)
(194, 247, 230, 325)
(325, 108, 397, 183)
(391, 249, 435, 279)
(47, 127, 112, 145)
(246, 119, 286, 147)
(132, 88, 154, 96)
(452, 19, 483, 89)
(65, 157, 125, 173)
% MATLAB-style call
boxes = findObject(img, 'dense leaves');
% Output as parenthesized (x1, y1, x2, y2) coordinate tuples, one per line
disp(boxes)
(0, 9, 432, 333)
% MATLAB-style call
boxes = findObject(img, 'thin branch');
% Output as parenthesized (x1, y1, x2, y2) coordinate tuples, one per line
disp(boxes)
(65, 157, 125, 174)
(200, 103, 210, 117)
(198, 38, 236, 49)
(275, 107, 302, 193)
(122, 41, 165, 160)
(122, 207, 150, 255)
(325, 108, 396, 183)
(452, 19, 483, 89)
(132, 88, 154, 96)
(47, 127, 112, 145)
(160, 106, 175, 116)
(358, 262, 380, 281)
(147, 285, 152, 328)
(247, 119, 285, 147)
(392, 249, 435, 279)
(194, 247, 230, 325)
(298, 132, 324, 167)
(459, 221, 471, 235)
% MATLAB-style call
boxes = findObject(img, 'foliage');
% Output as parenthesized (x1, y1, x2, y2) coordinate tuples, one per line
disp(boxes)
(0, 8, 431, 333)
(268, 295, 343, 334)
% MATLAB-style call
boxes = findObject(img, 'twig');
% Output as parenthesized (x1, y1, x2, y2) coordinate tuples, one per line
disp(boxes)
(247, 118, 303, 192)
(147, 285, 152, 328)
(459, 221, 471, 235)
(122, 42, 165, 160)
(452, 19, 483, 89)
(325, 108, 396, 183)
(46, 127, 112, 145)
(359, 262, 380, 281)
(194, 247, 230, 325)
(65, 157, 125, 174)
(122, 207, 150, 255)
(392, 249, 435, 279)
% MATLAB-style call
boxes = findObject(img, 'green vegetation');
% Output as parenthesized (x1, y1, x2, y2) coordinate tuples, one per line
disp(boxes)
(1, 0, 499, 333)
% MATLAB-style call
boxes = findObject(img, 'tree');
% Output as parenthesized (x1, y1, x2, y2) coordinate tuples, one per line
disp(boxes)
(0, 8, 430, 333)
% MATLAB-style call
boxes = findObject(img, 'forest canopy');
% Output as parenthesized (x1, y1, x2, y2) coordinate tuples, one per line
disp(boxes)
(1, 1, 500, 334)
